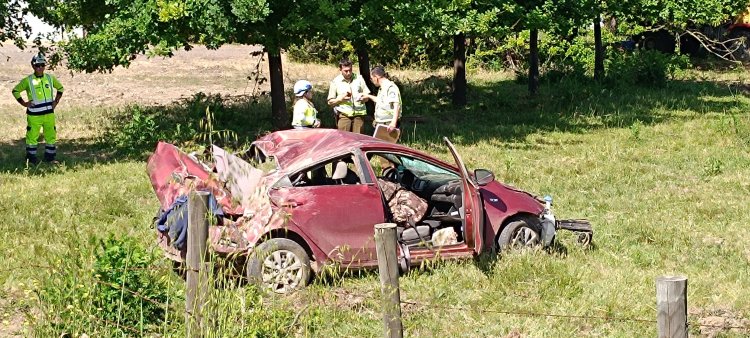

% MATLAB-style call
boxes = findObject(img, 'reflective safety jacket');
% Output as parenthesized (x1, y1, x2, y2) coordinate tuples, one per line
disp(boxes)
(12, 74, 64, 115)
(374, 79, 401, 123)
(327, 74, 370, 117)
(292, 98, 318, 127)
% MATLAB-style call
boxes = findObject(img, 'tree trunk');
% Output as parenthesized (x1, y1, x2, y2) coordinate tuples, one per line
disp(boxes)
(356, 46, 374, 92)
(356, 45, 376, 116)
(268, 49, 287, 130)
(594, 12, 604, 81)
(452, 33, 467, 106)
(528, 28, 539, 95)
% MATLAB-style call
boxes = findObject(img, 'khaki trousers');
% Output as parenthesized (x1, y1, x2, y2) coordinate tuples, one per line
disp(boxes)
(337, 115, 365, 134)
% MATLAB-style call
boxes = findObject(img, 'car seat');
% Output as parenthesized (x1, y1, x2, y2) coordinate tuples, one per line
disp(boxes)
(429, 180, 463, 221)
(332, 161, 359, 184)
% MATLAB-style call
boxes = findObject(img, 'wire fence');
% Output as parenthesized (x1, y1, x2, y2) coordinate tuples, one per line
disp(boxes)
(2, 262, 748, 334)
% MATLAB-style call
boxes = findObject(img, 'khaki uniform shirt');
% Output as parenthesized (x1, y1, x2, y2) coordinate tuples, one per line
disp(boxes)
(374, 79, 401, 124)
(327, 74, 370, 117)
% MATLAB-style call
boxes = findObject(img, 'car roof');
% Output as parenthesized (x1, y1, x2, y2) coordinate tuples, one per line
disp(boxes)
(252, 129, 414, 171)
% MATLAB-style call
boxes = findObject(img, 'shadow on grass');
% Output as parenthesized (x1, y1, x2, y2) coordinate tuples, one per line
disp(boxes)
(0, 76, 744, 175)
(0, 93, 276, 174)
(397, 75, 746, 147)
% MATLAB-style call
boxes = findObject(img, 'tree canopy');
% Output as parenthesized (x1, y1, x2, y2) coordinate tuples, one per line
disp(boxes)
(10, 0, 750, 124)
(1, 0, 30, 48)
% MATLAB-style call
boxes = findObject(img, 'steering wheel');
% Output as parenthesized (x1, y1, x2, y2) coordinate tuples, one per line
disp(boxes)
(382, 166, 398, 182)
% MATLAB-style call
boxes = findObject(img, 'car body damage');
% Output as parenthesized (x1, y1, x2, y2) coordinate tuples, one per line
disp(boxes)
(147, 129, 593, 293)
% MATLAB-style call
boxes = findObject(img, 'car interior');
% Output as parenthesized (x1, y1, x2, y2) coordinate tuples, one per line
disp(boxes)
(284, 155, 362, 187)
(368, 152, 466, 248)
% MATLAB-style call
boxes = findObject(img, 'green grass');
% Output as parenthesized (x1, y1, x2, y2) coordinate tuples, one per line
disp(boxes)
(1, 65, 750, 337)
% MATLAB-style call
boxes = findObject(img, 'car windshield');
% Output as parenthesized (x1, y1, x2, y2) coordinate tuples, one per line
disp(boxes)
(400, 156, 456, 177)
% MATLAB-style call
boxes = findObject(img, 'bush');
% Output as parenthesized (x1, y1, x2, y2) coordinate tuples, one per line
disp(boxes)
(108, 106, 166, 155)
(33, 236, 175, 336)
(606, 49, 690, 87)
(104, 92, 270, 157)
(287, 39, 355, 65)
(91, 236, 172, 332)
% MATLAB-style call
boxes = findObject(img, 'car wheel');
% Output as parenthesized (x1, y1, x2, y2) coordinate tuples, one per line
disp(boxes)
(496, 219, 542, 252)
(246, 238, 311, 294)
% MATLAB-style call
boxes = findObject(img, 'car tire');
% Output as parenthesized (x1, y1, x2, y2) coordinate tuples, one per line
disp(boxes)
(496, 219, 543, 252)
(246, 238, 311, 294)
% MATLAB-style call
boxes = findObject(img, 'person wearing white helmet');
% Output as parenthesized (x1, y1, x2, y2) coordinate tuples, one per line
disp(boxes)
(11, 52, 64, 164)
(291, 80, 321, 129)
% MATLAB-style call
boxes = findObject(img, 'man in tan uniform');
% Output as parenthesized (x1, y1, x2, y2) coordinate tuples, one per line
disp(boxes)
(327, 59, 370, 134)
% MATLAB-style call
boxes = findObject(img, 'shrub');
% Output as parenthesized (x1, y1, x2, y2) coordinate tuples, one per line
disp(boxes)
(108, 106, 166, 156)
(91, 236, 172, 332)
(33, 236, 175, 336)
(287, 39, 355, 65)
(606, 49, 690, 87)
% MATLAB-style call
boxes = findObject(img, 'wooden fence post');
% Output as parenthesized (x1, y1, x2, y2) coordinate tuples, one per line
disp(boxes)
(374, 223, 403, 338)
(656, 275, 688, 338)
(186, 191, 211, 338)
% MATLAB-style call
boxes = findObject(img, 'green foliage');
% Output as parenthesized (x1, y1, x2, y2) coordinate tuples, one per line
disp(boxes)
(107, 106, 169, 157)
(33, 236, 174, 336)
(105, 93, 271, 157)
(207, 286, 312, 337)
(91, 236, 172, 332)
(610, 0, 748, 32)
(0, 0, 31, 48)
(630, 119, 644, 140)
(230, 0, 269, 23)
(606, 49, 690, 87)
(287, 39, 355, 65)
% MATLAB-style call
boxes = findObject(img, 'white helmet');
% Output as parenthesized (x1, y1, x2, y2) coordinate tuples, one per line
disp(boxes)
(31, 53, 47, 65)
(293, 80, 312, 97)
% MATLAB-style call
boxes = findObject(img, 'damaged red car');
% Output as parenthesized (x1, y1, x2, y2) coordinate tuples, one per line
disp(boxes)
(147, 129, 592, 293)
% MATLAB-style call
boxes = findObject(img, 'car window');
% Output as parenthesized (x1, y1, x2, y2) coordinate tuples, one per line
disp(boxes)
(277, 154, 362, 188)
(368, 152, 458, 181)
(400, 157, 456, 177)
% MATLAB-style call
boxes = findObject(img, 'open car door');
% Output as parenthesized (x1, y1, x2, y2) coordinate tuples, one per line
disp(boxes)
(444, 137, 485, 253)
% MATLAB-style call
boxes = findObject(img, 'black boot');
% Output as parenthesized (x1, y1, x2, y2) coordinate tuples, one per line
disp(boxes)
(43, 151, 58, 164)
(26, 146, 39, 165)
(26, 153, 39, 165)
(43, 145, 58, 164)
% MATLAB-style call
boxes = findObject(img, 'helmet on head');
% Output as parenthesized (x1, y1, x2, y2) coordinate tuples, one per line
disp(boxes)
(293, 80, 312, 97)
(31, 53, 47, 65)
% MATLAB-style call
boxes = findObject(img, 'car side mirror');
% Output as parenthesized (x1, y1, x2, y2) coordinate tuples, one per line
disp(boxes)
(474, 169, 495, 186)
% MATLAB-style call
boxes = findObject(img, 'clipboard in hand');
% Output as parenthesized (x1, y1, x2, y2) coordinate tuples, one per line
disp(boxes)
(373, 124, 400, 143)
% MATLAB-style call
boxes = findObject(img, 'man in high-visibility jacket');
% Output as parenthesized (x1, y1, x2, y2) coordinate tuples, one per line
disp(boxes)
(327, 58, 370, 134)
(11, 53, 64, 164)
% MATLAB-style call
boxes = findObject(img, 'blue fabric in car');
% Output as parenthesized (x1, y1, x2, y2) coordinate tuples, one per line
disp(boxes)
(155, 193, 224, 250)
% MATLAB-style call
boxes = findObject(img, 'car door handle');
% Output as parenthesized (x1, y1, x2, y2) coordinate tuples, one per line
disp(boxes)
(282, 200, 304, 208)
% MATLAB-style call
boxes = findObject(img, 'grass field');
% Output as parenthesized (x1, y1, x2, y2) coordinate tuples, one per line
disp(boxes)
(1, 45, 749, 337)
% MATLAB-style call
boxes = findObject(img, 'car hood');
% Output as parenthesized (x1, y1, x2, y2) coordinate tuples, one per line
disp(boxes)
(480, 180, 545, 216)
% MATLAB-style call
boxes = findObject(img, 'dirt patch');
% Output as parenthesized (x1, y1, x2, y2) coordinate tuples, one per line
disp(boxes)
(690, 307, 749, 337)
(0, 44, 272, 111)
(0, 291, 27, 338)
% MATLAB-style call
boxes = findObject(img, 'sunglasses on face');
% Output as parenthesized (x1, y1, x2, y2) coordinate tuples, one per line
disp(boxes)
(33, 64, 46, 68)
